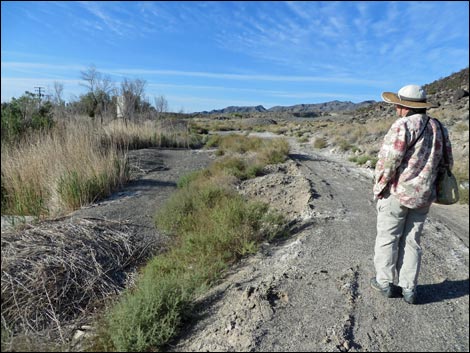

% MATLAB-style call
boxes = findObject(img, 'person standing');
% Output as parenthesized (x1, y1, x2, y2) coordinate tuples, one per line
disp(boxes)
(370, 84, 453, 304)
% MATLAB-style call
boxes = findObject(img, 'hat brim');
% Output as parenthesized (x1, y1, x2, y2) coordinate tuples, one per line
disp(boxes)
(382, 92, 438, 109)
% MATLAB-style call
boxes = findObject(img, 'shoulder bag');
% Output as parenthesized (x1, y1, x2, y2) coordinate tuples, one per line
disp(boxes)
(434, 118, 459, 205)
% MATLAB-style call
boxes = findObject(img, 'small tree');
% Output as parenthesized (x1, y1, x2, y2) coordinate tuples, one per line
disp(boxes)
(80, 65, 114, 123)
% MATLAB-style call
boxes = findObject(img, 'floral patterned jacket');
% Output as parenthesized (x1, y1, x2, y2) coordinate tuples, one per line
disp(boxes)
(373, 113, 453, 209)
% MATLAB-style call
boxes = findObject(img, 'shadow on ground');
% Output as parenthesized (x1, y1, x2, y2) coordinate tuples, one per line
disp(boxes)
(418, 278, 469, 305)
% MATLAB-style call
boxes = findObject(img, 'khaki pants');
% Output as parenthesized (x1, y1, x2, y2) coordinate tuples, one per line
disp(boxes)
(374, 193, 430, 290)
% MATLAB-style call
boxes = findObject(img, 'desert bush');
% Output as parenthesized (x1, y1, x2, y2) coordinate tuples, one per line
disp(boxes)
(216, 134, 263, 154)
(257, 138, 290, 165)
(348, 155, 379, 168)
(211, 157, 262, 180)
(204, 134, 222, 148)
(335, 138, 354, 151)
(313, 137, 328, 149)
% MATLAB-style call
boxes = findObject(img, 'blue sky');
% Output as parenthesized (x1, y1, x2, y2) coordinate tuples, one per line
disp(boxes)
(1, 1, 469, 113)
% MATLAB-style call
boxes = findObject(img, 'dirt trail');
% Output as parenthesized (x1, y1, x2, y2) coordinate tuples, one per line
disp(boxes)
(70, 148, 214, 246)
(167, 137, 469, 352)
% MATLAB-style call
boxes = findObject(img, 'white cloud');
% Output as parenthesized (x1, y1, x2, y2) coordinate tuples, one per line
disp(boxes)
(113, 68, 385, 86)
(2, 62, 86, 72)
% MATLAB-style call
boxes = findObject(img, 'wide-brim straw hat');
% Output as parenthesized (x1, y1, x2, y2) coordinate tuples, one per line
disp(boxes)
(382, 84, 438, 109)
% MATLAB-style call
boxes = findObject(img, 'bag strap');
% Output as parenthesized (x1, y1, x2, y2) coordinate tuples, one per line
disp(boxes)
(408, 116, 430, 150)
(434, 118, 450, 167)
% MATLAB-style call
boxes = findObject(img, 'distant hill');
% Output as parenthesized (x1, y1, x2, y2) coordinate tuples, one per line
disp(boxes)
(199, 100, 376, 115)
(200, 105, 267, 114)
(268, 100, 376, 113)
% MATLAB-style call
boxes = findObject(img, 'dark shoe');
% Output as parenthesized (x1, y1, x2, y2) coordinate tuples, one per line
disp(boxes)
(402, 289, 417, 304)
(370, 277, 393, 298)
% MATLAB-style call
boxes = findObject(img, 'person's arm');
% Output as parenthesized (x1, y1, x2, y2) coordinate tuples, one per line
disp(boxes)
(373, 119, 409, 199)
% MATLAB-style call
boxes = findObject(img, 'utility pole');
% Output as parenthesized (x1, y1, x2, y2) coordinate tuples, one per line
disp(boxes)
(34, 86, 45, 101)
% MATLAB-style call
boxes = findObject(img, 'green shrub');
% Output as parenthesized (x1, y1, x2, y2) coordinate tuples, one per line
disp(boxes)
(1, 92, 54, 142)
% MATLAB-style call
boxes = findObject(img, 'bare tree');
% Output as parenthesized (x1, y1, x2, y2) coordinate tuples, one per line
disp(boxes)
(120, 78, 146, 123)
(154, 95, 168, 119)
(52, 81, 66, 119)
(53, 82, 64, 104)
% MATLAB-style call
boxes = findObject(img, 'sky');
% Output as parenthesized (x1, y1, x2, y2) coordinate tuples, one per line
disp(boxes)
(1, 1, 469, 113)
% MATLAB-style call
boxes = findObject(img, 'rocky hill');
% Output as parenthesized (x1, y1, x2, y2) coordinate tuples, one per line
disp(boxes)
(353, 67, 469, 121)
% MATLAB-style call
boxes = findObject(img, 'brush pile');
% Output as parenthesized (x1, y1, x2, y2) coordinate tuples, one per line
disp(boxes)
(1, 216, 158, 341)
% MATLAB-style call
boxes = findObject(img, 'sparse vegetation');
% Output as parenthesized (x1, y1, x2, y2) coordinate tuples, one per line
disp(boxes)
(100, 135, 289, 351)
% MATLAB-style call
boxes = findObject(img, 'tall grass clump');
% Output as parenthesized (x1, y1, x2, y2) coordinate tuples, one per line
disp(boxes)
(1, 119, 129, 217)
(103, 119, 203, 150)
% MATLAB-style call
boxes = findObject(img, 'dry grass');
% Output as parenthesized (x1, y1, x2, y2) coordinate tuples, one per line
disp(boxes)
(1, 117, 202, 218)
(1, 119, 128, 217)
(103, 118, 201, 149)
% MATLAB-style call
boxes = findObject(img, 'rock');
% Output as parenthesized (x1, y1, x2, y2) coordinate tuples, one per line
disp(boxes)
(453, 89, 469, 102)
